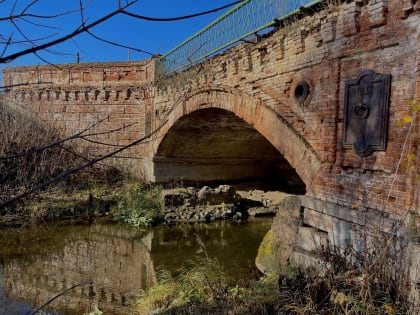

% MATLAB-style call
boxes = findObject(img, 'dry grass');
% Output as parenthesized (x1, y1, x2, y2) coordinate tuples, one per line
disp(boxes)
(136, 230, 412, 315)
(0, 96, 103, 220)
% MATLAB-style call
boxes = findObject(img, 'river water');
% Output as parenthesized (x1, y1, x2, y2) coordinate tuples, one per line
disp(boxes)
(0, 217, 272, 315)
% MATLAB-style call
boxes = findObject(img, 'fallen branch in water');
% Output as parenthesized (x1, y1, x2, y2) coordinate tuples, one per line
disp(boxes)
(27, 280, 92, 315)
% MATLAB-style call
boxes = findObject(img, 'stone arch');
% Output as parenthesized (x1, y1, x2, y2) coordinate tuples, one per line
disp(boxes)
(153, 85, 321, 192)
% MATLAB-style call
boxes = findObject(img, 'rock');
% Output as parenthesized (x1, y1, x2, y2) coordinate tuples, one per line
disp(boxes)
(164, 212, 178, 224)
(162, 189, 190, 207)
(214, 184, 233, 195)
(237, 190, 290, 216)
(197, 186, 212, 201)
(290, 252, 324, 272)
(262, 199, 271, 207)
(186, 187, 197, 194)
(255, 230, 283, 275)
(235, 198, 264, 210)
(197, 185, 237, 205)
(271, 196, 302, 266)
(295, 227, 328, 253)
(222, 208, 232, 218)
(256, 196, 302, 275)
(232, 212, 241, 220)
(161, 185, 290, 224)
(248, 207, 276, 216)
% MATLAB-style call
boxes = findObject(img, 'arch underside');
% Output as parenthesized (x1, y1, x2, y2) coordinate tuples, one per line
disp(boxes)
(154, 108, 305, 193)
(152, 86, 321, 193)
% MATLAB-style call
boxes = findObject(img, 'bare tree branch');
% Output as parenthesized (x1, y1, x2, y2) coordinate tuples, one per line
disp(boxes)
(0, 0, 139, 63)
(18, 16, 60, 30)
(10, 18, 67, 64)
(27, 281, 92, 315)
(0, 34, 11, 58)
(20, 0, 38, 16)
(0, 1, 85, 21)
(122, 0, 245, 22)
(0, 32, 57, 45)
(80, 137, 127, 148)
(85, 29, 154, 56)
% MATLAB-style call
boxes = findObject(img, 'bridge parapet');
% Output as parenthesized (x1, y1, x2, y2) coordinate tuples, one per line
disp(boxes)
(2, 59, 156, 88)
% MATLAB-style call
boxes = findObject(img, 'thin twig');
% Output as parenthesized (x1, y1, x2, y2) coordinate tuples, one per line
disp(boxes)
(0, 0, 139, 63)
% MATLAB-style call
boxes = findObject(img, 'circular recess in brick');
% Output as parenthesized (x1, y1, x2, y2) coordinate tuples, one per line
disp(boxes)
(294, 80, 310, 103)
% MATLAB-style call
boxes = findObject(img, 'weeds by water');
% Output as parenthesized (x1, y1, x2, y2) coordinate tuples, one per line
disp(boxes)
(113, 183, 164, 227)
(136, 233, 411, 315)
(137, 254, 280, 314)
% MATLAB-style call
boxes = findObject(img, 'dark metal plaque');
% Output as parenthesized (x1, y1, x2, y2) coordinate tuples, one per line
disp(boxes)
(342, 70, 391, 158)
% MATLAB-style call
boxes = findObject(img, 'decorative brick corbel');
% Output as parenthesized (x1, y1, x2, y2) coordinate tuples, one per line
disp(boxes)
(321, 12, 338, 43)
(295, 27, 309, 54)
(343, 1, 362, 36)
(368, 0, 388, 27)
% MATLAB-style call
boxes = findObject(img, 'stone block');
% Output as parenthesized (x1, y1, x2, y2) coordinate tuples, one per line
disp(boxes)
(408, 243, 420, 313)
(290, 251, 324, 272)
(303, 207, 334, 232)
(409, 243, 420, 284)
(303, 208, 352, 248)
(296, 227, 328, 252)
(300, 196, 396, 235)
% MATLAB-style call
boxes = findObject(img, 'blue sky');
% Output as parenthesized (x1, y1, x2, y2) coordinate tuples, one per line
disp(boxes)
(0, 0, 238, 85)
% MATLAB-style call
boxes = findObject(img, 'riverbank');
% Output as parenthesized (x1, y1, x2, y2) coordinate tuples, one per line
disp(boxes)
(1, 178, 414, 314)
(136, 246, 411, 315)
(1, 169, 291, 228)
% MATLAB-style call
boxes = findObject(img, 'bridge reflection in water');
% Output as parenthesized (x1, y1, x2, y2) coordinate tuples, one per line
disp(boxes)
(0, 218, 272, 314)
(0, 224, 156, 315)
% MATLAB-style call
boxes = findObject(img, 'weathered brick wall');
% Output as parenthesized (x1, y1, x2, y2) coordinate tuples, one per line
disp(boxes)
(152, 0, 419, 217)
(2, 0, 419, 214)
(2, 60, 155, 172)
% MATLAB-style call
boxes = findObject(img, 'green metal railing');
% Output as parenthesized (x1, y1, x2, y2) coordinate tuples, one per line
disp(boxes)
(159, 0, 322, 75)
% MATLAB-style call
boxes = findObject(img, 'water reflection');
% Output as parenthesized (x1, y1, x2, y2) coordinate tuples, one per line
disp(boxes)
(152, 219, 272, 278)
(0, 224, 155, 315)
(0, 218, 272, 314)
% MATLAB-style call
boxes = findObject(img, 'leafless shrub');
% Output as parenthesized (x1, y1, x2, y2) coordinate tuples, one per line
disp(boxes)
(0, 97, 85, 211)
(277, 230, 412, 314)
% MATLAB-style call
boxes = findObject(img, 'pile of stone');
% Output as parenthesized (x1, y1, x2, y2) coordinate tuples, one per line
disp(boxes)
(161, 184, 289, 224)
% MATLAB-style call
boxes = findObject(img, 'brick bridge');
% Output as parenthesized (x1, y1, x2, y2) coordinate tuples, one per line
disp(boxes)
(2, 0, 420, 290)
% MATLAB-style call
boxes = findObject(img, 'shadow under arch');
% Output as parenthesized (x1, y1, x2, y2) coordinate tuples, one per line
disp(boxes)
(152, 85, 321, 193)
